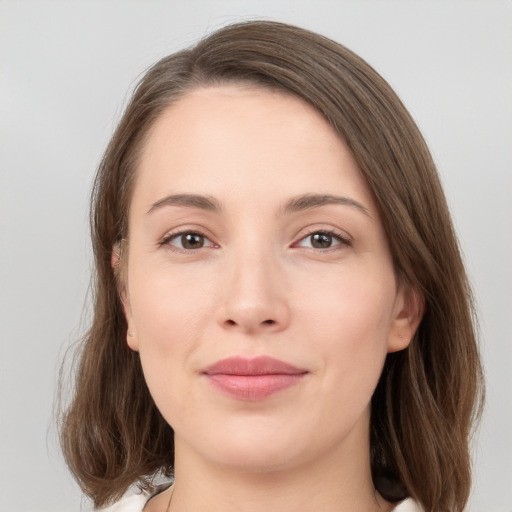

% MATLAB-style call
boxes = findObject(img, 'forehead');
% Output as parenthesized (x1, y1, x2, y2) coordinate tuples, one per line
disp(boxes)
(132, 84, 375, 214)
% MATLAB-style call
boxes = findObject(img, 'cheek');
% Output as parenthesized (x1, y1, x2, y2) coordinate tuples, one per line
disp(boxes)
(127, 265, 218, 407)
(292, 273, 394, 443)
(296, 265, 396, 386)
(299, 261, 396, 336)
(130, 263, 216, 350)
(128, 269, 214, 426)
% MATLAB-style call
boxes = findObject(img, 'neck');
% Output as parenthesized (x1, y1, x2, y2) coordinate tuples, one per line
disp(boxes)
(168, 417, 392, 512)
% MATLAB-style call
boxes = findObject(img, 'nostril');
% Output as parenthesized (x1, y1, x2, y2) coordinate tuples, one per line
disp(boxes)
(222, 318, 279, 329)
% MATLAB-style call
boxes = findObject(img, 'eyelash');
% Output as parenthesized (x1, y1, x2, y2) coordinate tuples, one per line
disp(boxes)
(160, 228, 351, 254)
(292, 229, 352, 253)
(159, 230, 217, 253)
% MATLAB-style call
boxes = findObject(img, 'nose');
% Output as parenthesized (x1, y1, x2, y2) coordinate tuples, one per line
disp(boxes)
(216, 251, 291, 335)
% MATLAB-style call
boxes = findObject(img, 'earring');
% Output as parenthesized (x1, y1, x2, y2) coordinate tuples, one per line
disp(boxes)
(128, 330, 134, 337)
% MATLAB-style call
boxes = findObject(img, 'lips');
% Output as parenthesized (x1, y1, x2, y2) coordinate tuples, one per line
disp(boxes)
(202, 356, 307, 400)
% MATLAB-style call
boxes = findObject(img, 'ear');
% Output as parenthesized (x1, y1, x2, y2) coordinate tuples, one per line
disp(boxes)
(111, 243, 139, 352)
(387, 285, 424, 353)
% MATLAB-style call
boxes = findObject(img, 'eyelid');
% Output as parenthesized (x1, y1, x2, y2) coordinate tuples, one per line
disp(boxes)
(291, 227, 352, 250)
(157, 224, 351, 253)
(159, 227, 219, 252)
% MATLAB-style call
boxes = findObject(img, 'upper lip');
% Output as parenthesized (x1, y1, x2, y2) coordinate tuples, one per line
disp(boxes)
(202, 356, 307, 376)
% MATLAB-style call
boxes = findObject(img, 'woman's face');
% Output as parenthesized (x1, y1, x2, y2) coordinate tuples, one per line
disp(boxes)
(122, 85, 417, 473)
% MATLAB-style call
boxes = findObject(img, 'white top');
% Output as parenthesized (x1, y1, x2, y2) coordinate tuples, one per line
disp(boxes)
(97, 486, 422, 511)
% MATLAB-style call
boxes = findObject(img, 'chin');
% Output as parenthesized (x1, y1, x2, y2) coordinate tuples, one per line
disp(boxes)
(210, 420, 337, 476)
(210, 443, 301, 474)
(176, 416, 307, 473)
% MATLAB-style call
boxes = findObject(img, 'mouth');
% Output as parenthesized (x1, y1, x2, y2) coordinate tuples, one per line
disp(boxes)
(201, 356, 308, 401)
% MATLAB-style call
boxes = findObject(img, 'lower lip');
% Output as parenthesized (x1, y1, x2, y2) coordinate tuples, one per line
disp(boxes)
(206, 374, 305, 400)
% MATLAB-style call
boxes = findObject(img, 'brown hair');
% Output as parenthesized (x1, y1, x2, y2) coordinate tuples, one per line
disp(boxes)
(59, 20, 484, 511)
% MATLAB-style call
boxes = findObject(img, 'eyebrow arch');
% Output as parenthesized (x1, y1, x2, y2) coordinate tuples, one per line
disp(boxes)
(147, 194, 222, 214)
(282, 193, 371, 218)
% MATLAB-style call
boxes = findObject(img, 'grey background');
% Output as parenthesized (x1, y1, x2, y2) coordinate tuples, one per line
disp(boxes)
(1, 1, 511, 511)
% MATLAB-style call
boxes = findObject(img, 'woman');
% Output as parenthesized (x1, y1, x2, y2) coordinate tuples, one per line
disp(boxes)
(59, 20, 484, 512)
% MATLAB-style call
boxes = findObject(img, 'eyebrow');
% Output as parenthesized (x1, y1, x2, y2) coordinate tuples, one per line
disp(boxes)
(147, 194, 222, 214)
(282, 193, 371, 217)
(146, 192, 370, 218)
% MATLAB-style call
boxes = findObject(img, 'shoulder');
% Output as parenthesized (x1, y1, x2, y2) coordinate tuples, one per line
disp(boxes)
(392, 498, 424, 511)
(96, 484, 171, 512)
(95, 492, 148, 512)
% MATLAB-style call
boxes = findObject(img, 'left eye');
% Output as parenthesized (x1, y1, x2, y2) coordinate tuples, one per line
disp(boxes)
(163, 231, 215, 250)
(296, 231, 348, 249)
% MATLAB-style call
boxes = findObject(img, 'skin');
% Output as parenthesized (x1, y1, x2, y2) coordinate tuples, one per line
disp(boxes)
(119, 85, 422, 512)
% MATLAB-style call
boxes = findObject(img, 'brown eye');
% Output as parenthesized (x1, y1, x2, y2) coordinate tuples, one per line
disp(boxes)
(181, 233, 205, 249)
(310, 232, 333, 248)
(163, 231, 215, 251)
(295, 230, 350, 250)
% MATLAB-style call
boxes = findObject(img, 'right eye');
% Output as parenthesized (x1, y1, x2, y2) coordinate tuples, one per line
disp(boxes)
(162, 231, 216, 251)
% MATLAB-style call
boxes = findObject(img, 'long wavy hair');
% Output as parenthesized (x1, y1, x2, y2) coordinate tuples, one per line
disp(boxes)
(59, 20, 484, 511)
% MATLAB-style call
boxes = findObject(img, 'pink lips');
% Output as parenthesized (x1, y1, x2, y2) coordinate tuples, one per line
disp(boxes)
(202, 356, 307, 400)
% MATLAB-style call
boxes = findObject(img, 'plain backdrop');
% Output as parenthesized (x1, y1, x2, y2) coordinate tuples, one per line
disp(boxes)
(0, 1, 511, 511)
